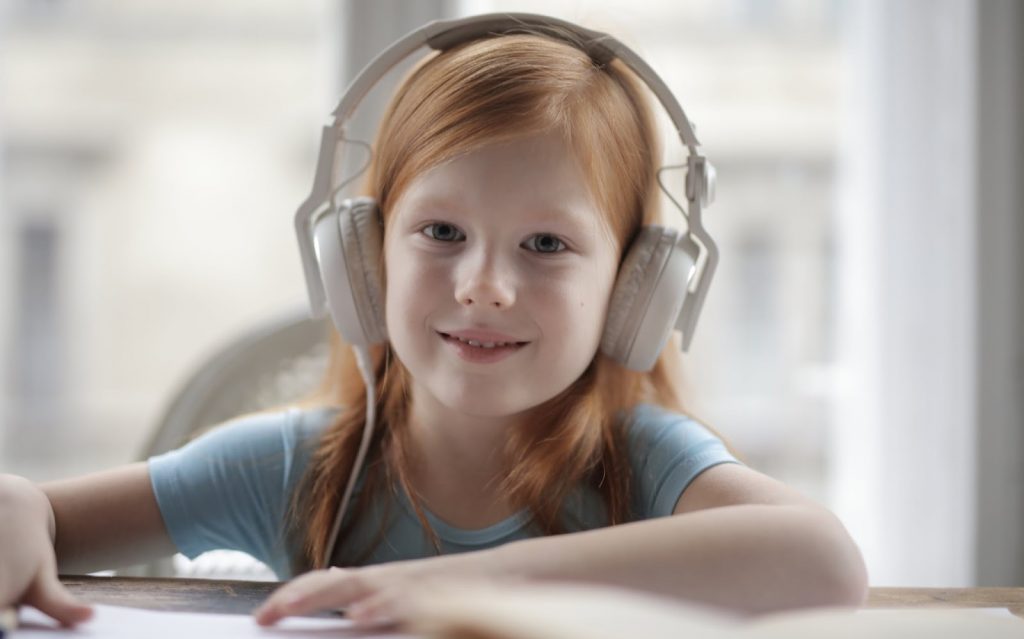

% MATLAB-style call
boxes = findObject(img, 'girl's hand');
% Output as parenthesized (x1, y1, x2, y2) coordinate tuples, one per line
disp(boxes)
(0, 475, 93, 626)
(4, 544, 94, 627)
(253, 552, 504, 628)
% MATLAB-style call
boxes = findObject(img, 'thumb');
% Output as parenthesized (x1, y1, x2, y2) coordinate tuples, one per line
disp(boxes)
(24, 571, 94, 627)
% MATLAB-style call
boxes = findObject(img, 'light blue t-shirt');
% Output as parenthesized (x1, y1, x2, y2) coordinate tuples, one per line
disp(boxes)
(148, 404, 738, 579)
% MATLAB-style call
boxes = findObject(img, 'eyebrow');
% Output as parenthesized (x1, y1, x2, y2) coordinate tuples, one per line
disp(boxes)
(408, 195, 593, 227)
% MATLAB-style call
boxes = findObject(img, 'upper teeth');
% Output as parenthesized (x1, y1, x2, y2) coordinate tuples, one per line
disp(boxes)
(452, 335, 515, 348)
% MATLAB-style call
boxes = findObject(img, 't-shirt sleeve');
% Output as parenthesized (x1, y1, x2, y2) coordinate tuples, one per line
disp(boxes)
(147, 408, 323, 575)
(627, 403, 741, 519)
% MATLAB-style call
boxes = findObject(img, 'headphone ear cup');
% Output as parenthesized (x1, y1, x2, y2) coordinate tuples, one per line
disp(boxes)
(601, 226, 694, 371)
(313, 196, 388, 346)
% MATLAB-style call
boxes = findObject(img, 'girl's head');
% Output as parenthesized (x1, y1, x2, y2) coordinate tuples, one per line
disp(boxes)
(371, 33, 664, 418)
(298, 30, 690, 569)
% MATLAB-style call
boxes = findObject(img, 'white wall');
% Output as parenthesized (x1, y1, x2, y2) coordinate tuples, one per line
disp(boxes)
(832, 0, 978, 586)
(833, 0, 1024, 587)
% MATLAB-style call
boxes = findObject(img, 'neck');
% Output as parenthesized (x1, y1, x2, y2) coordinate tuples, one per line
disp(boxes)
(403, 386, 530, 495)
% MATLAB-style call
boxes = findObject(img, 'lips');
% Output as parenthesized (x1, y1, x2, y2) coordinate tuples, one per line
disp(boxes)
(436, 330, 530, 364)
(436, 329, 530, 348)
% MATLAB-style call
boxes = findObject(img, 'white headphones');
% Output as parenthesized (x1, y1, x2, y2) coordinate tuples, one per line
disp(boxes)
(293, 13, 718, 567)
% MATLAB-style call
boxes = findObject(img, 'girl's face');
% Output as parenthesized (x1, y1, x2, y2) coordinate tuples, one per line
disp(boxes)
(384, 132, 621, 421)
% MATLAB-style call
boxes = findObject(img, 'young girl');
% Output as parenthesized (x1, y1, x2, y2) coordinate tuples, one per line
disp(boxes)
(0, 15, 867, 630)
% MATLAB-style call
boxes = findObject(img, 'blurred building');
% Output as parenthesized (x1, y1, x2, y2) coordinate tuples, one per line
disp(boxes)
(1, 0, 338, 477)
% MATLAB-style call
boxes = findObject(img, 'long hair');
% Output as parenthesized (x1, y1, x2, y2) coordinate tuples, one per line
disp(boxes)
(290, 31, 695, 571)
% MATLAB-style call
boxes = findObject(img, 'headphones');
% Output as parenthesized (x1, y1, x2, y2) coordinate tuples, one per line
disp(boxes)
(294, 12, 717, 373)
(293, 13, 718, 567)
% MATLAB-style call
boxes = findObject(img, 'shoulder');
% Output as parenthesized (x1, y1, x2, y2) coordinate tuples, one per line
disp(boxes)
(623, 403, 726, 453)
(220, 404, 339, 437)
(193, 405, 337, 452)
(622, 403, 740, 519)
(148, 405, 339, 479)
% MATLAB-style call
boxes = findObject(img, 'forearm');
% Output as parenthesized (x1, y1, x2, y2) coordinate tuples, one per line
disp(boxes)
(42, 463, 177, 574)
(487, 504, 867, 615)
(254, 504, 864, 627)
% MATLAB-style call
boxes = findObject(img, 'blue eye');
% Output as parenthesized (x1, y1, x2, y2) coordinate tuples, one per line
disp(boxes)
(524, 234, 566, 254)
(422, 223, 465, 242)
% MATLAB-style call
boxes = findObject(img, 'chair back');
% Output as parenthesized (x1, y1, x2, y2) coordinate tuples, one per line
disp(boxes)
(143, 309, 331, 457)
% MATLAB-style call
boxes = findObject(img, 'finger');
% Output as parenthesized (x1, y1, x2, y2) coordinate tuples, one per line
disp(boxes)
(255, 570, 341, 624)
(254, 569, 368, 626)
(24, 571, 94, 627)
(346, 589, 404, 628)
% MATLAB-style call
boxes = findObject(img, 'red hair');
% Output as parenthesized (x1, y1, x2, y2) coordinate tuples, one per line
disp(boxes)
(290, 32, 694, 571)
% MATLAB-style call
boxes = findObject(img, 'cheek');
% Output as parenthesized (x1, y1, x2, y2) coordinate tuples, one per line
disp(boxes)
(580, 261, 620, 345)
(538, 263, 617, 343)
(384, 251, 447, 331)
(575, 255, 618, 308)
(384, 248, 416, 329)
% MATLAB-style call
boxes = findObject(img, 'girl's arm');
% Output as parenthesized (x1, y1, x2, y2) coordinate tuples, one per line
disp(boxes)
(255, 463, 868, 625)
(488, 463, 868, 613)
(41, 463, 178, 574)
(0, 464, 176, 624)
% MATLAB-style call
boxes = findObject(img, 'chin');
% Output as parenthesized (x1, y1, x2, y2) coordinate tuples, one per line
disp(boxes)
(436, 384, 538, 419)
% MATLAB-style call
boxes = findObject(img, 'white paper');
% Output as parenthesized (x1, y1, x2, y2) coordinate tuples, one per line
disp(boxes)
(13, 603, 416, 638)
(12, 601, 1020, 639)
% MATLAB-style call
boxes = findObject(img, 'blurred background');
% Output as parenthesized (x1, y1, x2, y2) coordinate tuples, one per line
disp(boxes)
(0, 0, 1020, 587)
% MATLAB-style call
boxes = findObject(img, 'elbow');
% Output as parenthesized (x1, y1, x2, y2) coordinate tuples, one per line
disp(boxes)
(800, 509, 869, 609)
(834, 551, 870, 608)
(739, 506, 868, 614)
(816, 550, 869, 608)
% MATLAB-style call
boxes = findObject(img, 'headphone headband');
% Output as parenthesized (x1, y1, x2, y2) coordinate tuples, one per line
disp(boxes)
(295, 12, 718, 351)
(331, 14, 702, 150)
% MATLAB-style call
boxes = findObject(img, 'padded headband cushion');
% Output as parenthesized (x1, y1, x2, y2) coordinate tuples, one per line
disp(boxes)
(315, 197, 388, 346)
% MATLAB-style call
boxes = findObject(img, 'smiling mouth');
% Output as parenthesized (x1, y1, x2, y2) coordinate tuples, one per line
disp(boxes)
(437, 332, 530, 349)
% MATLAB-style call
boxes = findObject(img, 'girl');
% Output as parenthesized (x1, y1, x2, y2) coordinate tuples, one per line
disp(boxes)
(0, 16, 867, 630)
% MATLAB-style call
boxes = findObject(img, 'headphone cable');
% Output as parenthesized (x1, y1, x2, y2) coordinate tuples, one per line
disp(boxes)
(321, 344, 376, 568)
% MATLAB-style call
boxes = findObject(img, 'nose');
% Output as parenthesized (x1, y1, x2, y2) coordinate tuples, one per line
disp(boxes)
(454, 250, 516, 309)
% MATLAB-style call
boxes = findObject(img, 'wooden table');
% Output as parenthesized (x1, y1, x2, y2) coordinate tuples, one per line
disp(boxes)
(62, 576, 278, 616)
(868, 587, 1024, 618)
(60, 576, 1024, 619)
